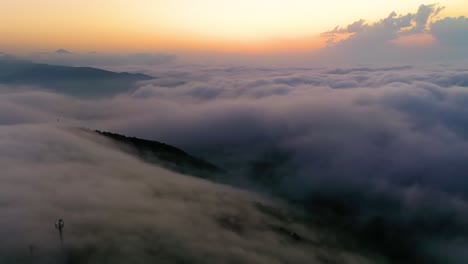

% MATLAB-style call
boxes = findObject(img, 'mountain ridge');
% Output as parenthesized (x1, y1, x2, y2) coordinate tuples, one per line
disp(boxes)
(95, 130, 223, 179)
(0, 59, 154, 96)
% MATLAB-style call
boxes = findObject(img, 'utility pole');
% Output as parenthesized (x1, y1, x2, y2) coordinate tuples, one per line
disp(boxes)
(55, 219, 65, 245)
(29, 244, 35, 256)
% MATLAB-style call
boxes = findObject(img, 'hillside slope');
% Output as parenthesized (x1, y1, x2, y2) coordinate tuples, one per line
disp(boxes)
(0, 59, 154, 96)
(96, 130, 223, 179)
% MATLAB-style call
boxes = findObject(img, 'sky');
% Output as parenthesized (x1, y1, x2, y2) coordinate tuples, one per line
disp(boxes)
(1, 0, 467, 55)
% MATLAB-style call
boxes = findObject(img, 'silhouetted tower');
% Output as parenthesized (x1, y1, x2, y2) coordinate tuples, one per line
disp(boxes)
(55, 219, 65, 244)
(29, 245, 35, 256)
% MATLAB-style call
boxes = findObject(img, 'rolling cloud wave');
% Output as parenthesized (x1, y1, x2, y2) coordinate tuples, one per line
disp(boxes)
(2, 64, 468, 262)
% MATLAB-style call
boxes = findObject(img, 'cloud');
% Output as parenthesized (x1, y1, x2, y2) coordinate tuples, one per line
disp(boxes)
(325, 65, 413, 74)
(431, 16, 468, 47)
(2, 63, 468, 262)
(319, 4, 468, 64)
(0, 124, 373, 263)
(406, 4, 444, 34)
(324, 19, 367, 35)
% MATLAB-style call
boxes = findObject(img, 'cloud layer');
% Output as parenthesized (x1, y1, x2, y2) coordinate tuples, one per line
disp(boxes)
(0, 125, 375, 263)
(2, 63, 468, 262)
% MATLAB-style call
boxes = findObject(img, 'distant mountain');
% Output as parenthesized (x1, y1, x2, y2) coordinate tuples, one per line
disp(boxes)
(96, 130, 223, 179)
(0, 53, 16, 61)
(0, 59, 155, 96)
(54, 48, 73, 54)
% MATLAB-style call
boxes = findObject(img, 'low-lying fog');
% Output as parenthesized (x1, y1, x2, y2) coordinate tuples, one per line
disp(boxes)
(2, 63, 468, 263)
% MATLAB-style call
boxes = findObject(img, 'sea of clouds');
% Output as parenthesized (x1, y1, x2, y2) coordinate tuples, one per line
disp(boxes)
(0, 125, 375, 264)
(2, 63, 468, 263)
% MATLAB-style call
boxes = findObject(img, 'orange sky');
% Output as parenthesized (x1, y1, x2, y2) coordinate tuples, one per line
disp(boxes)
(0, 0, 467, 54)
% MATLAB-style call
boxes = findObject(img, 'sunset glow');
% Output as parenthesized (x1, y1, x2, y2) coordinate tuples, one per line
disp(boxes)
(1, 0, 467, 54)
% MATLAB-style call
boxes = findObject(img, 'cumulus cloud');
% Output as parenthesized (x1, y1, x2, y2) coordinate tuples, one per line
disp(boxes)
(324, 20, 367, 35)
(319, 4, 468, 64)
(431, 16, 468, 46)
(322, 4, 436, 44)
(2, 63, 468, 262)
(406, 4, 444, 34)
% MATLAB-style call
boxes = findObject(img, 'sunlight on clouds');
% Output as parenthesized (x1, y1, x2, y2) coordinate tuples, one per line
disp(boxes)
(0, 0, 467, 53)
(146, 0, 465, 40)
(391, 33, 436, 48)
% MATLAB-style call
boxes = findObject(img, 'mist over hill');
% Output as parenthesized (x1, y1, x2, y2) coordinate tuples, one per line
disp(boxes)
(0, 125, 381, 264)
(2, 1, 468, 263)
(1, 62, 468, 263)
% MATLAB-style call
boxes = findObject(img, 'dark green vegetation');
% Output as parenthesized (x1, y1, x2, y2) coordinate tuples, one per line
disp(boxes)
(96, 130, 223, 179)
(0, 59, 154, 96)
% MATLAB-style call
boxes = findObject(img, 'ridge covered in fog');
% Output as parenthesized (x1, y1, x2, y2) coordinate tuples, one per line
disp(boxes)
(1, 62, 468, 263)
(0, 125, 378, 264)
